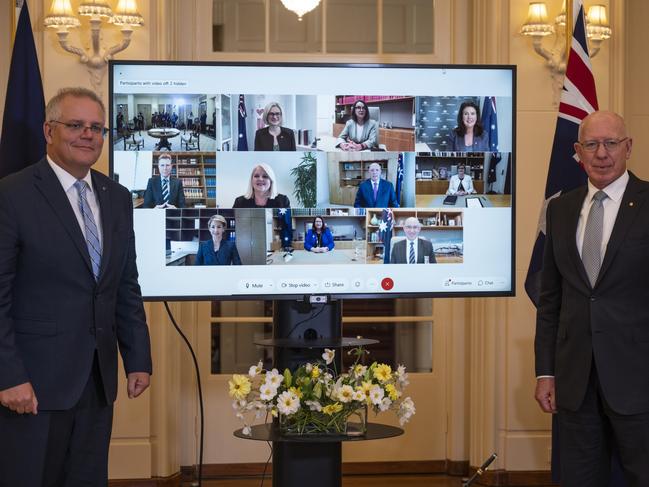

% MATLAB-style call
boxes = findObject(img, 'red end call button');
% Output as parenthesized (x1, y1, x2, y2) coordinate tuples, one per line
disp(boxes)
(381, 277, 394, 290)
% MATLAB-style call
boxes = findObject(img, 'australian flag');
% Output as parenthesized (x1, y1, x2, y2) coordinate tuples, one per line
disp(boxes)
(481, 96, 498, 152)
(0, 2, 45, 179)
(524, 0, 596, 305)
(278, 208, 292, 251)
(395, 153, 404, 205)
(380, 208, 394, 264)
(237, 94, 248, 151)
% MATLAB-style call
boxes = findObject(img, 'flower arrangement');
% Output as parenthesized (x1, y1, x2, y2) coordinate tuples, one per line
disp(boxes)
(228, 347, 415, 436)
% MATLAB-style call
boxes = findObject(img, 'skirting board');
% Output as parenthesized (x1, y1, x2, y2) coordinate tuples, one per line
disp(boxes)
(108, 462, 558, 486)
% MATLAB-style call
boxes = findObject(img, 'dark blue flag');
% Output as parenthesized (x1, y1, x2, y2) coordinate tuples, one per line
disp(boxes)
(380, 208, 393, 264)
(481, 96, 498, 151)
(395, 153, 404, 205)
(278, 208, 292, 250)
(237, 94, 248, 151)
(0, 2, 45, 179)
(524, 1, 596, 306)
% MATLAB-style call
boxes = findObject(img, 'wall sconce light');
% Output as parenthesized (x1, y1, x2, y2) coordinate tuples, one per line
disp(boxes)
(44, 0, 143, 94)
(520, 2, 611, 77)
(280, 0, 321, 21)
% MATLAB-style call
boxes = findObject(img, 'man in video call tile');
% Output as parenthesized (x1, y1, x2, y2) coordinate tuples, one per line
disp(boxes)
(143, 154, 185, 209)
(354, 162, 399, 208)
(390, 217, 436, 264)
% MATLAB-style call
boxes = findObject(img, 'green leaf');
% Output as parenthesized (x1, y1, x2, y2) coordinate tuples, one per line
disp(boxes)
(283, 368, 292, 388)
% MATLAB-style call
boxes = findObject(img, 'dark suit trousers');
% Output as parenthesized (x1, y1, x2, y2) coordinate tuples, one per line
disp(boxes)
(0, 354, 113, 487)
(558, 363, 649, 487)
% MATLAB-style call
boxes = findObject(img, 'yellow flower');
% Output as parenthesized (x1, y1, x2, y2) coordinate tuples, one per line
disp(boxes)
(373, 364, 392, 383)
(322, 403, 343, 415)
(385, 383, 400, 401)
(357, 381, 373, 404)
(228, 374, 251, 400)
(289, 386, 303, 399)
(311, 365, 321, 379)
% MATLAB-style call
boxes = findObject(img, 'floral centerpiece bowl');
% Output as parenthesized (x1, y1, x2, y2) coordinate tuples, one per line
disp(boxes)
(229, 347, 415, 437)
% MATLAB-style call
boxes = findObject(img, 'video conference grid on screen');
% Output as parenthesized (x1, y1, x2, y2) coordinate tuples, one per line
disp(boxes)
(110, 63, 515, 299)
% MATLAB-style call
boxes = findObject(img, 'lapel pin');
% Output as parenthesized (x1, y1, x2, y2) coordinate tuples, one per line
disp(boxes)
(629, 202, 634, 207)
(102, 186, 107, 191)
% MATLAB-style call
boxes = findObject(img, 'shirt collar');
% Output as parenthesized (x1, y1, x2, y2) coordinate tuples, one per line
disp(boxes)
(586, 170, 628, 203)
(47, 155, 94, 193)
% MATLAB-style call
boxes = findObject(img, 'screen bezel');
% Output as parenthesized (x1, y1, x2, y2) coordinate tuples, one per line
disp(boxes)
(108, 60, 517, 301)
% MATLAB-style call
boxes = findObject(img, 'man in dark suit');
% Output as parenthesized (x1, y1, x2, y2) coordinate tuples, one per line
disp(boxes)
(0, 87, 152, 486)
(354, 162, 399, 208)
(534, 111, 648, 486)
(390, 217, 436, 264)
(143, 153, 185, 208)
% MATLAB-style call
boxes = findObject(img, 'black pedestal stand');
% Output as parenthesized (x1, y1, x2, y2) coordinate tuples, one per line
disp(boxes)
(232, 298, 403, 487)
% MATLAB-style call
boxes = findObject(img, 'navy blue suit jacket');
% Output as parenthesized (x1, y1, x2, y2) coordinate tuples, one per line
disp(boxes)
(143, 176, 185, 208)
(0, 159, 152, 410)
(354, 178, 399, 208)
(194, 240, 242, 265)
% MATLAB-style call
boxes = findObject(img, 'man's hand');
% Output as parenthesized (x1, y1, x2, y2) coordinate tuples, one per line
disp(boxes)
(535, 377, 556, 413)
(127, 372, 150, 399)
(0, 382, 38, 414)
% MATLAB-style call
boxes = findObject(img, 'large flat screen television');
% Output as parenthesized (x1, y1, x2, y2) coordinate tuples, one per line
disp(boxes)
(109, 62, 516, 300)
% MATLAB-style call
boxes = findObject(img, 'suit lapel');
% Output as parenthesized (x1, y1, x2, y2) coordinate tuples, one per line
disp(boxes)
(563, 186, 592, 288)
(32, 159, 94, 278)
(597, 173, 649, 285)
(92, 172, 113, 285)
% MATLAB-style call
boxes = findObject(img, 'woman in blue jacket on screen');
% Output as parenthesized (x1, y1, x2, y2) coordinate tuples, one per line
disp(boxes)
(304, 216, 335, 253)
(195, 214, 242, 265)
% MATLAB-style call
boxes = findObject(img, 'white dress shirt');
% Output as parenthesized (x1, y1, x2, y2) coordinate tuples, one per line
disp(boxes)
(576, 170, 629, 260)
(47, 156, 103, 245)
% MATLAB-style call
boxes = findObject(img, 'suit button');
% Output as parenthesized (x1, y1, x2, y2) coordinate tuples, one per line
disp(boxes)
(89, 327, 96, 335)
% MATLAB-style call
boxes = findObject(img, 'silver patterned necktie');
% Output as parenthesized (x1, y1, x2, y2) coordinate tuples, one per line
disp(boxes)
(582, 190, 607, 286)
(74, 180, 102, 281)
(409, 241, 416, 264)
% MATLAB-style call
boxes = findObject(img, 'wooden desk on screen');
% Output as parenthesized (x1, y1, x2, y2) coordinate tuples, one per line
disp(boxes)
(415, 194, 511, 208)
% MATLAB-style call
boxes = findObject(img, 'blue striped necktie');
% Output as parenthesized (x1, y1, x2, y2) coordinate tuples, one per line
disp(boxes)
(162, 178, 169, 204)
(409, 241, 415, 264)
(74, 180, 102, 281)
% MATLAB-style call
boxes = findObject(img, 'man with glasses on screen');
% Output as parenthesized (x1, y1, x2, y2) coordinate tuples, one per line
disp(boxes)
(534, 111, 649, 486)
(0, 87, 152, 486)
(389, 217, 436, 264)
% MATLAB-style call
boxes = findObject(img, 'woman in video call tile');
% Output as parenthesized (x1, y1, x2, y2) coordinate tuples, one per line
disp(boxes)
(304, 216, 335, 253)
(194, 214, 242, 265)
(254, 102, 296, 151)
(446, 164, 477, 196)
(450, 101, 489, 152)
(233, 163, 291, 208)
(336, 100, 378, 151)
